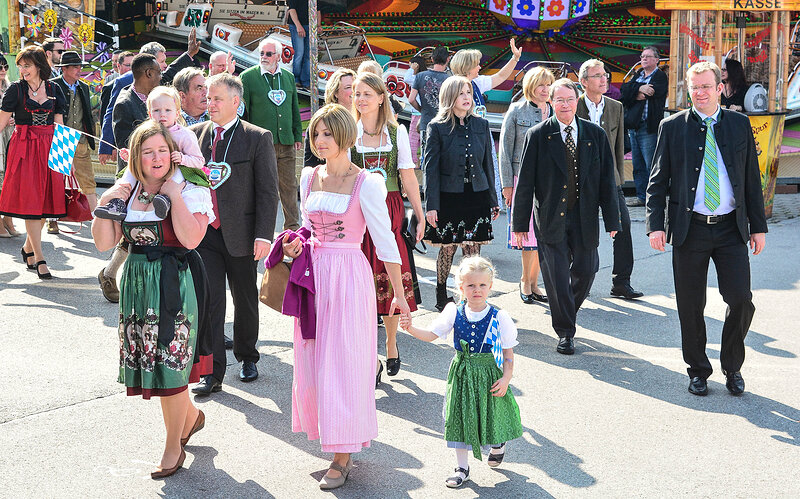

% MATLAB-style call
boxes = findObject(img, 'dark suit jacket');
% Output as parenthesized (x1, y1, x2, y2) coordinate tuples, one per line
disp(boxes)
(100, 52, 201, 154)
(577, 95, 625, 186)
(620, 68, 667, 134)
(51, 76, 96, 149)
(191, 119, 280, 257)
(645, 109, 768, 247)
(100, 80, 113, 128)
(512, 116, 620, 248)
(112, 87, 148, 172)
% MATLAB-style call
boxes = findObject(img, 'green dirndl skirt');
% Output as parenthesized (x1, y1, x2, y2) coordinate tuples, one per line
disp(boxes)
(118, 252, 198, 399)
(444, 340, 523, 459)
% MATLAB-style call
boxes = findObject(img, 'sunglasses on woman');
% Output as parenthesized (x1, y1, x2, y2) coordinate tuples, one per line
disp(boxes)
(0, 64, 9, 70)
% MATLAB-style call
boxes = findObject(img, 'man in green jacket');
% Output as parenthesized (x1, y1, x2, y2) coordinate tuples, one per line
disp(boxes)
(241, 38, 302, 230)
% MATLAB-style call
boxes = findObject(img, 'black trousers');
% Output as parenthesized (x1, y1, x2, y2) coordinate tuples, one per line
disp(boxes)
(673, 216, 754, 379)
(612, 186, 634, 286)
(538, 209, 599, 338)
(197, 226, 260, 382)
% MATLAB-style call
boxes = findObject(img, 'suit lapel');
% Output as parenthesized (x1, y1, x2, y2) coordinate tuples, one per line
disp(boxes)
(545, 116, 567, 176)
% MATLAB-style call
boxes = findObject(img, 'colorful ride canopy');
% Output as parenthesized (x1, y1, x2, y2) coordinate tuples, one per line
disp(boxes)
(488, 0, 592, 32)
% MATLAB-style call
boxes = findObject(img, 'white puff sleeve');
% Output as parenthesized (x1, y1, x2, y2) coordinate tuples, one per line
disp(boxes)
(181, 183, 215, 224)
(496, 309, 518, 348)
(359, 172, 401, 264)
(429, 302, 458, 339)
(395, 124, 416, 170)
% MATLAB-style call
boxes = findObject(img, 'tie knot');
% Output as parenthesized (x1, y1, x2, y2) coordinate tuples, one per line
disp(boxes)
(704, 117, 714, 126)
(564, 125, 573, 134)
(215, 126, 225, 138)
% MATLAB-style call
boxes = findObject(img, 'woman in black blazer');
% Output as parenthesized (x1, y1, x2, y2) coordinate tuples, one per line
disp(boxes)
(422, 75, 500, 311)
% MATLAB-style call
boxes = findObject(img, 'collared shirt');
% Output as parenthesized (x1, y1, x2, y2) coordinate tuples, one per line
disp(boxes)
(585, 96, 604, 126)
(131, 85, 148, 104)
(692, 106, 735, 216)
(181, 110, 208, 127)
(557, 116, 578, 145)
(260, 66, 281, 77)
(636, 69, 656, 122)
(63, 78, 79, 94)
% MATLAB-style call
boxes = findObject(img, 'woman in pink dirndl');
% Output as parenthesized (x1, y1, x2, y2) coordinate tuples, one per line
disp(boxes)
(282, 104, 410, 490)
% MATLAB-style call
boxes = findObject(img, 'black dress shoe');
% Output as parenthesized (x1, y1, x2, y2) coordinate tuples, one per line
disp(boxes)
(610, 284, 644, 300)
(386, 345, 401, 376)
(556, 337, 575, 355)
(224, 335, 233, 349)
(725, 372, 745, 395)
(688, 376, 708, 396)
(519, 282, 534, 304)
(531, 291, 548, 303)
(192, 376, 222, 396)
(240, 361, 259, 382)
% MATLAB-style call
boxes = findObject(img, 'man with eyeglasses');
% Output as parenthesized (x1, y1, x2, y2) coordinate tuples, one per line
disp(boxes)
(240, 38, 302, 231)
(577, 59, 644, 301)
(513, 78, 620, 356)
(646, 61, 767, 397)
(621, 46, 667, 208)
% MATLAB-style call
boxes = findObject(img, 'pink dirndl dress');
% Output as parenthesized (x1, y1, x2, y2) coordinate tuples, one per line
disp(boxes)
(506, 175, 538, 250)
(292, 167, 400, 453)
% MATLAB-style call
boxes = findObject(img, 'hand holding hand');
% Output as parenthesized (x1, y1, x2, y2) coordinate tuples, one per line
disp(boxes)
(398, 313, 412, 330)
(425, 210, 438, 228)
(649, 230, 666, 251)
(388, 294, 410, 318)
(254, 240, 271, 261)
(490, 375, 511, 397)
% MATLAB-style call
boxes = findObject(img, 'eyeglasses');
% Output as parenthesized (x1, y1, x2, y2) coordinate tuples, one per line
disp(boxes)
(586, 72, 611, 80)
(553, 97, 577, 106)
(689, 84, 716, 93)
(260, 51, 276, 57)
(54, 49, 65, 54)
(640, 55, 656, 59)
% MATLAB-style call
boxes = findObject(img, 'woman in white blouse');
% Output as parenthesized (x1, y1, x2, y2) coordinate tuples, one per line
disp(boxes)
(351, 72, 424, 378)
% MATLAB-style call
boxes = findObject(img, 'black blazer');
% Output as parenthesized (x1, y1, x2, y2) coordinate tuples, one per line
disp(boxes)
(51, 76, 96, 149)
(645, 109, 768, 247)
(512, 116, 620, 248)
(423, 115, 498, 212)
(620, 68, 667, 134)
(100, 80, 113, 127)
(112, 86, 148, 172)
(191, 119, 280, 257)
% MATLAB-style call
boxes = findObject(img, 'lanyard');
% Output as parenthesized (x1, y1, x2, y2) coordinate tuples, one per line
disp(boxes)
(215, 119, 239, 164)
(358, 126, 388, 181)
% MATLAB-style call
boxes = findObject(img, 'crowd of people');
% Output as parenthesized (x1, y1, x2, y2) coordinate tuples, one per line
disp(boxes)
(0, 36, 768, 490)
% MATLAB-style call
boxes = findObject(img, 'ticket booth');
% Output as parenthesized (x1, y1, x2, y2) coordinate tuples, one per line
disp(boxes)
(656, 1, 797, 217)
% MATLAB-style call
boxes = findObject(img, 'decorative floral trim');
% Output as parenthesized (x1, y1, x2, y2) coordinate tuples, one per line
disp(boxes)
(375, 271, 415, 303)
(425, 216, 493, 245)
(119, 308, 193, 374)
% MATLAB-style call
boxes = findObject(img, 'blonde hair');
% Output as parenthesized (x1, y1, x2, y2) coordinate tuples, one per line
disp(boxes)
(455, 256, 495, 299)
(352, 72, 397, 131)
(432, 75, 474, 131)
(523, 66, 555, 103)
(687, 61, 722, 85)
(127, 120, 179, 183)
(147, 85, 185, 126)
(357, 60, 383, 77)
(450, 49, 481, 77)
(307, 104, 358, 158)
(325, 67, 357, 105)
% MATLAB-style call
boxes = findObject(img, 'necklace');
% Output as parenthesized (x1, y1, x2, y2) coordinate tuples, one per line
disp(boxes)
(137, 190, 158, 205)
(320, 164, 354, 191)
(29, 80, 44, 97)
(362, 126, 381, 137)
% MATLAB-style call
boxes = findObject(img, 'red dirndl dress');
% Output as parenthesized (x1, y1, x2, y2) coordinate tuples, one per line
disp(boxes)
(0, 80, 67, 219)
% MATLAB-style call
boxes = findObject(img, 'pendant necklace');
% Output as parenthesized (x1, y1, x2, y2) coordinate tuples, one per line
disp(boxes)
(137, 189, 157, 205)
(321, 163, 354, 191)
(30, 80, 44, 97)
(359, 128, 387, 181)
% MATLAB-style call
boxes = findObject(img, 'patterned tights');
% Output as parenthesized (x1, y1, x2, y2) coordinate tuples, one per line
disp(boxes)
(436, 243, 481, 285)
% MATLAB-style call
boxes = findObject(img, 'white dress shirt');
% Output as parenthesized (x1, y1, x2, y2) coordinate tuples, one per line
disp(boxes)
(558, 116, 578, 145)
(692, 106, 736, 216)
(585, 96, 605, 126)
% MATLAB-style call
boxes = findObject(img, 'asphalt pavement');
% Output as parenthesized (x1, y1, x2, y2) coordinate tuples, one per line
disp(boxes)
(1, 194, 799, 498)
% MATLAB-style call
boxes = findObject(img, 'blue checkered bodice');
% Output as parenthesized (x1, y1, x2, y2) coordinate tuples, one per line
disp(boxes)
(453, 303, 498, 353)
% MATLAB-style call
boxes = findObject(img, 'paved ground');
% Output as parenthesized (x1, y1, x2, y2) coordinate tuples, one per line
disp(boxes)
(1, 194, 799, 498)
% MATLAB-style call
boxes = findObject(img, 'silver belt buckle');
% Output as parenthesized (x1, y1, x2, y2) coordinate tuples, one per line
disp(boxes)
(706, 215, 717, 224)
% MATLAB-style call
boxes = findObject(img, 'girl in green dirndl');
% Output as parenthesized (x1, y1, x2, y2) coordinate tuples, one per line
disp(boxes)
(400, 256, 522, 488)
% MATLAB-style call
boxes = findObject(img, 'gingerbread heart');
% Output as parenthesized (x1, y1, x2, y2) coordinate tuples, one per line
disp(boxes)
(206, 161, 231, 190)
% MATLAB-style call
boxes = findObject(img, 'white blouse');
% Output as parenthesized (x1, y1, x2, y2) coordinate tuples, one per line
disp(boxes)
(429, 302, 519, 349)
(350, 121, 416, 170)
(299, 167, 401, 264)
(124, 169, 216, 224)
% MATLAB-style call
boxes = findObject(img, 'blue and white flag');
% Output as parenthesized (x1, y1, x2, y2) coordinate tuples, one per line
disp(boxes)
(48, 123, 82, 175)
(482, 315, 504, 369)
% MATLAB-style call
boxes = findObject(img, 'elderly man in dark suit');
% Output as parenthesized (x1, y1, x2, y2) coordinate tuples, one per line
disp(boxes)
(513, 78, 620, 355)
(646, 61, 767, 397)
(577, 59, 643, 300)
(191, 73, 280, 395)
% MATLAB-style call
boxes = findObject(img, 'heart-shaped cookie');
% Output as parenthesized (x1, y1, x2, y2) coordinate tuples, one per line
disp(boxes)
(206, 161, 231, 190)
(268, 89, 287, 106)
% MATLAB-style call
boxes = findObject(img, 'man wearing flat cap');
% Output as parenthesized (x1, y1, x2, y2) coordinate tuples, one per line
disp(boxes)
(51, 50, 97, 212)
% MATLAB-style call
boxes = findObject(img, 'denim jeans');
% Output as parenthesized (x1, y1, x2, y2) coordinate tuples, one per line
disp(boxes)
(629, 127, 658, 202)
(289, 24, 310, 87)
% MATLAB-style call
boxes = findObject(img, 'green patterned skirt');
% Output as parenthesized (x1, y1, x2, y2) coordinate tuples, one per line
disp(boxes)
(118, 252, 198, 399)
(444, 342, 523, 459)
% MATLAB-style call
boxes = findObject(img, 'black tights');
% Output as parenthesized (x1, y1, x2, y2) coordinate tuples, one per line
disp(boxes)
(436, 243, 481, 285)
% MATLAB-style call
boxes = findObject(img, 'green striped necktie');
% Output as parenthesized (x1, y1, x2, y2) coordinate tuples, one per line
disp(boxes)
(702, 117, 720, 211)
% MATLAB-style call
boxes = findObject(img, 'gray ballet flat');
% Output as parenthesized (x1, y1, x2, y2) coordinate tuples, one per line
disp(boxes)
(319, 457, 353, 490)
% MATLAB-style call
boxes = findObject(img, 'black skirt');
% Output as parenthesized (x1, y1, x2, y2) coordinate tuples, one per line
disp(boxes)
(424, 182, 494, 245)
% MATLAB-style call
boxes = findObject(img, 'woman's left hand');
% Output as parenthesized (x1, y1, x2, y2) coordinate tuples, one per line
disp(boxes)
(491, 206, 501, 221)
(490, 375, 511, 397)
(415, 215, 425, 242)
(160, 179, 185, 199)
(388, 294, 410, 319)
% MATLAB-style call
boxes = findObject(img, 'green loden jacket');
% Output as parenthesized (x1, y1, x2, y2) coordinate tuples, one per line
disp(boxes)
(240, 65, 302, 146)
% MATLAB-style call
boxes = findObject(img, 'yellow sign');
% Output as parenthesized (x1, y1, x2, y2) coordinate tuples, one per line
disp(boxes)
(42, 9, 58, 32)
(77, 23, 94, 46)
(656, 0, 800, 10)
(748, 114, 784, 217)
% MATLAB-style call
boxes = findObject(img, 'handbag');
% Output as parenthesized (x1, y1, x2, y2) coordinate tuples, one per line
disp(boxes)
(60, 175, 92, 223)
(259, 260, 291, 313)
(402, 208, 427, 254)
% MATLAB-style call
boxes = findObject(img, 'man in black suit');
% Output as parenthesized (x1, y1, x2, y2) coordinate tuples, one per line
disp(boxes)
(191, 73, 280, 395)
(52, 51, 97, 212)
(646, 61, 767, 397)
(100, 51, 133, 126)
(513, 78, 620, 355)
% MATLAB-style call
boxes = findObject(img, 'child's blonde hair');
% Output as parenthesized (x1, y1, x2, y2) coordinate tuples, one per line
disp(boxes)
(146, 85, 186, 126)
(455, 256, 495, 299)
